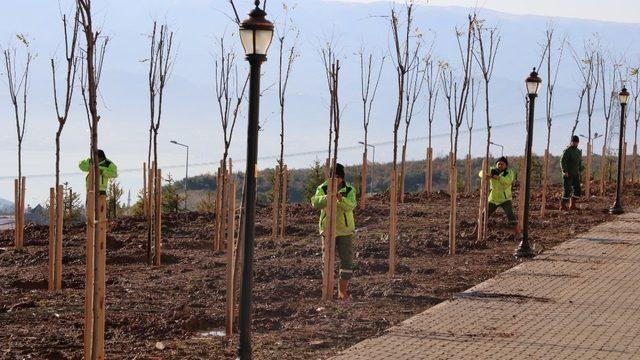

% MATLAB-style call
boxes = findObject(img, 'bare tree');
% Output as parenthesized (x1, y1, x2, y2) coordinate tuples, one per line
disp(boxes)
(570, 38, 601, 197)
(441, 14, 475, 255)
(597, 53, 621, 194)
(145, 21, 175, 263)
(465, 77, 479, 194)
(273, 2, 299, 236)
(3, 40, 33, 223)
(424, 56, 440, 193)
(539, 25, 565, 216)
(50, 4, 80, 290)
(400, 44, 426, 202)
(77, 0, 109, 357)
(471, 17, 500, 243)
(359, 48, 385, 208)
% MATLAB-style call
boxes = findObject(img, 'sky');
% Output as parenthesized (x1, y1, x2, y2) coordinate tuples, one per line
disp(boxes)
(326, 0, 640, 23)
(0, 0, 638, 206)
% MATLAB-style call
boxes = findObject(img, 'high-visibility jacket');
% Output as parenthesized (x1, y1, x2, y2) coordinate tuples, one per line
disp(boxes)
(79, 158, 118, 192)
(311, 180, 356, 237)
(479, 166, 516, 205)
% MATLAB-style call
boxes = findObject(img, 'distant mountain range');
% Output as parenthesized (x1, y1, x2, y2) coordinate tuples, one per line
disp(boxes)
(0, 198, 14, 214)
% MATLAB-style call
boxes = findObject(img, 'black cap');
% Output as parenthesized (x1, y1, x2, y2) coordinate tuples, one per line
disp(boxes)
(335, 163, 345, 179)
(496, 156, 509, 166)
(97, 149, 106, 159)
(571, 135, 580, 143)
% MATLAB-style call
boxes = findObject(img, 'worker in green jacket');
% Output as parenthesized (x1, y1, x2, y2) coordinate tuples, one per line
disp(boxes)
(79, 149, 118, 195)
(479, 156, 521, 239)
(560, 135, 583, 211)
(311, 163, 356, 300)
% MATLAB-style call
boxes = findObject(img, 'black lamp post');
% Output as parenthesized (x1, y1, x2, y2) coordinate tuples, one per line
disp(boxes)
(237, 1, 273, 359)
(609, 87, 630, 215)
(514, 68, 542, 259)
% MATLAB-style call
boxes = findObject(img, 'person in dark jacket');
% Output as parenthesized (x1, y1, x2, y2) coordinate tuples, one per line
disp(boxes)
(560, 135, 584, 211)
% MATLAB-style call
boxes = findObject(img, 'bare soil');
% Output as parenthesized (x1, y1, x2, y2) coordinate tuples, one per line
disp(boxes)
(1, 184, 639, 359)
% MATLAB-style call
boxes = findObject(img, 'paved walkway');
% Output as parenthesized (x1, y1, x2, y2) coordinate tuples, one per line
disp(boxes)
(331, 210, 640, 359)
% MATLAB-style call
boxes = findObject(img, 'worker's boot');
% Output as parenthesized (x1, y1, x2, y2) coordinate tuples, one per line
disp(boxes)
(560, 199, 569, 211)
(338, 280, 349, 300)
(569, 197, 577, 211)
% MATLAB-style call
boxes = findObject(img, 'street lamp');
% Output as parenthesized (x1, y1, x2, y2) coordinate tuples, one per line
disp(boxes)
(238, 1, 273, 359)
(609, 87, 630, 215)
(489, 141, 504, 156)
(514, 68, 541, 259)
(169, 140, 189, 210)
(358, 141, 376, 191)
(579, 132, 603, 142)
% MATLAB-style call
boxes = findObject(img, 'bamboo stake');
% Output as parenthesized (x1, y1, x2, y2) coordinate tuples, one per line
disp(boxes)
(19, 177, 26, 248)
(599, 145, 607, 195)
(154, 169, 162, 266)
(389, 169, 397, 275)
(48, 188, 56, 291)
(622, 142, 627, 189)
(279, 165, 288, 240)
(146, 161, 155, 264)
(214, 166, 222, 251)
(632, 144, 638, 183)
(14, 179, 19, 248)
(272, 165, 281, 240)
(56, 184, 64, 290)
(585, 142, 592, 197)
(143, 163, 148, 218)
(465, 154, 472, 194)
(93, 195, 107, 360)
(322, 177, 337, 301)
(518, 157, 526, 228)
(225, 176, 236, 336)
(426, 147, 433, 193)
(360, 152, 367, 210)
(540, 149, 550, 217)
(449, 153, 457, 255)
(477, 158, 488, 243)
(83, 181, 95, 359)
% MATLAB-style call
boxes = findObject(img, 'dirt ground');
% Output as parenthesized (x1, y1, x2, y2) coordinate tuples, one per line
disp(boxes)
(2, 183, 639, 359)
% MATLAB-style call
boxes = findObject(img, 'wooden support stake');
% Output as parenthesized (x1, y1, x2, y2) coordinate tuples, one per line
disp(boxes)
(19, 177, 26, 248)
(360, 152, 367, 210)
(154, 169, 162, 266)
(518, 157, 526, 229)
(92, 195, 107, 360)
(146, 161, 155, 264)
(426, 148, 433, 193)
(323, 158, 330, 179)
(540, 149, 550, 217)
(599, 145, 607, 196)
(143, 163, 148, 218)
(56, 184, 64, 290)
(400, 160, 406, 204)
(214, 166, 222, 251)
(272, 165, 281, 240)
(389, 169, 397, 275)
(14, 179, 19, 248)
(465, 154, 472, 194)
(322, 177, 338, 301)
(225, 177, 236, 336)
(477, 158, 488, 243)
(279, 166, 288, 240)
(622, 142, 628, 189)
(83, 184, 95, 360)
(585, 142, 592, 198)
(48, 188, 56, 291)
(632, 144, 638, 183)
(449, 153, 457, 255)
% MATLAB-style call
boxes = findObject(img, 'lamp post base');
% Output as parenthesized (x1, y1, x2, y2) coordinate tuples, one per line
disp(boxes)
(609, 205, 624, 215)
(514, 239, 535, 259)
